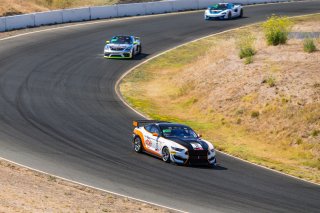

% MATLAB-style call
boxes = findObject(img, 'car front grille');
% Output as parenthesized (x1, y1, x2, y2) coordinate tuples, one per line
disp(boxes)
(110, 47, 125, 51)
(189, 150, 208, 156)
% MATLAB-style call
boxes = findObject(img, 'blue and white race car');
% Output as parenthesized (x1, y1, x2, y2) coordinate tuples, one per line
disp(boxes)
(204, 3, 243, 20)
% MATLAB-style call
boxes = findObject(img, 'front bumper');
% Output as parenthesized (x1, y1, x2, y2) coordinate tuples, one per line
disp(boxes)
(205, 11, 227, 19)
(170, 149, 217, 166)
(104, 50, 132, 58)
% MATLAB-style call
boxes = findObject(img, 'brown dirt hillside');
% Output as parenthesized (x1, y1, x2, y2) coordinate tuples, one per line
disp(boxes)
(0, 159, 171, 212)
(120, 14, 320, 183)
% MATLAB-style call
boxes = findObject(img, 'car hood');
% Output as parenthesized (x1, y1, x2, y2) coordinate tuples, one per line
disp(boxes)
(168, 137, 209, 151)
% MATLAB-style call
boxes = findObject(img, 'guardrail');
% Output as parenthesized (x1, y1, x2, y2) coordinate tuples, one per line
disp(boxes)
(0, 0, 289, 32)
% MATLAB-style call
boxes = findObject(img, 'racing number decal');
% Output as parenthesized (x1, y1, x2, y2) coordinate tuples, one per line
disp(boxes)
(145, 137, 152, 148)
(191, 143, 203, 150)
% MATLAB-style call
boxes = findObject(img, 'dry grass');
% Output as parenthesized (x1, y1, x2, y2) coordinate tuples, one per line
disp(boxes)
(120, 14, 320, 183)
(0, 0, 159, 16)
(0, 160, 170, 212)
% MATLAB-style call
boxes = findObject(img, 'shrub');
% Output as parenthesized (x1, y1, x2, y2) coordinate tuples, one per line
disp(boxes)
(311, 130, 320, 137)
(262, 15, 293, 46)
(266, 76, 276, 87)
(251, 111, 260, 118)
(237, 33, 256, 59)
(244, 56, 253, 64)
(303, 38, 317, 53)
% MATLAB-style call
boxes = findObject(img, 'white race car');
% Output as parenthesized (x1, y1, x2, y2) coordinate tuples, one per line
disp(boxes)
(104, 35, 141, 59)
(132, 120, 217, 166)
(204, 3, 243, 20)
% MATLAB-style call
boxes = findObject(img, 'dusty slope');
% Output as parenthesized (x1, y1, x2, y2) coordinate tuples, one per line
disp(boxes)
(121, 14, 320, 183)
(0, 159, 171, 212)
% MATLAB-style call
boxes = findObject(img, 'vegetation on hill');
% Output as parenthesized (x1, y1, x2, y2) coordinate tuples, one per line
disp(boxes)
(120, 14, 320, 183)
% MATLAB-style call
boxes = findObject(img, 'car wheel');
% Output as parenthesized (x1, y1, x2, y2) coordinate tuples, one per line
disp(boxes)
(133, 137, 143, 153)
(227, 12, 232, 20)
(239, 9, 243, 18)
(130, 49, 134, 59)
(162, 147, 171, 163)
(138, 45, 142, 54)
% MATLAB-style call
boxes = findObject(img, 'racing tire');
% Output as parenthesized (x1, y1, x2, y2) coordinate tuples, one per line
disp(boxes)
(227, 12, 232, 20)
(137, 45, 142, 54)
(130, 49, 135, 59)
(162, 147, 171, 163)
(239, 9, 243, 18)
(133, 136, 143, 153)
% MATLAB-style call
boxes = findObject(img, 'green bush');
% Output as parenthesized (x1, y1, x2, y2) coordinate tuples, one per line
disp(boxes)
(262, 15, 293, 46)
(266, 76, 276, 87)
(237, 33, 256, 59)
(303, 38, 317, 53)
(251, 111, 260, 118)
(244, 56, 253, 64)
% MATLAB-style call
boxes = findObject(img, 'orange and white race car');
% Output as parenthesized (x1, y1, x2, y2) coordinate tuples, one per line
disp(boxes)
(132, 120, 217, 166)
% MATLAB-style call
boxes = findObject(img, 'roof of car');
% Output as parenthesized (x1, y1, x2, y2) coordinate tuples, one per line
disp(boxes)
(157, 123, 190, 128)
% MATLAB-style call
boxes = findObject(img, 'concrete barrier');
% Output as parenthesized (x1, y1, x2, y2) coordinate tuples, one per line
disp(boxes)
(172, 0, 199, 11)
(145, 1, 173, 15)
(247, 0, 268, 4)
(117, 3, 146, 17)
(90, 5, 118, 19)
(34, 10, 63, 26)
(198, 0, 221, 9)
(62, 7, 91, 23)
(0, 17, 5, 32)
(6, 14, 35, 31)
(227, 0, 249, 4)
(0, 0, 294, 32)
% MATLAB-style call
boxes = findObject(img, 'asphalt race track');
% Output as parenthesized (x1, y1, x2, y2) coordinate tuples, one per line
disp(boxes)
(0, 1, 320, 212)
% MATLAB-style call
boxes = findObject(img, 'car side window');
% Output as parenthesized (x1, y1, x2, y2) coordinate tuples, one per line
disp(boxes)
(145, 124, 152, 132)
(150, 125, 160, 134)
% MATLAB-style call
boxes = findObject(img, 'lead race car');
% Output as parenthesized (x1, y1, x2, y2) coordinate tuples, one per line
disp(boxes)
(132, 120, 217, 166)
(204, 3, 243, 20)
(104, 35, 141, 59)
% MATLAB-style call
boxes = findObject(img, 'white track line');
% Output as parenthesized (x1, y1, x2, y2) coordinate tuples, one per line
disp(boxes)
(0, 157, 187, 213)
(115, 13, 320, 187)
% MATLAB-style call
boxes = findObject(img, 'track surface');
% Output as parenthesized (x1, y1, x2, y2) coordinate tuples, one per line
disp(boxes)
(1, 1, 320, 212)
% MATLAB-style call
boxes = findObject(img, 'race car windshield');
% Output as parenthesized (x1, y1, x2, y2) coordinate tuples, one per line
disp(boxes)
(210, 4, 227, 10)
(160, 126, 198, 139)
(110, 36, 133, 44)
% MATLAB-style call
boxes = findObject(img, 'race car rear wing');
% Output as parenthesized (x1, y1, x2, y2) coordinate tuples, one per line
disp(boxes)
(133, 120, 169, 127)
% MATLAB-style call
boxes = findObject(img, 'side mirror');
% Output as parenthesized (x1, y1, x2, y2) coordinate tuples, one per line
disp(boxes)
(133, 41, 138, 45)
(152, 133, 159, 137)
(106, 40, 110, 44)
(198, 134, 202, 138)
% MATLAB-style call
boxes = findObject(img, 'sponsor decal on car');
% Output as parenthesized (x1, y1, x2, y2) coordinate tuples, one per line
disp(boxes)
(145, 139, 152, 147)
(191, 143, 203, 150)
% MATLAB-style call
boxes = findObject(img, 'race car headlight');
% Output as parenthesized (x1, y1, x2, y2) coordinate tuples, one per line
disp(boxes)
(209, 149, 215, 155)
(104, 45, 110, 51)
(171, 146, 185, 152)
